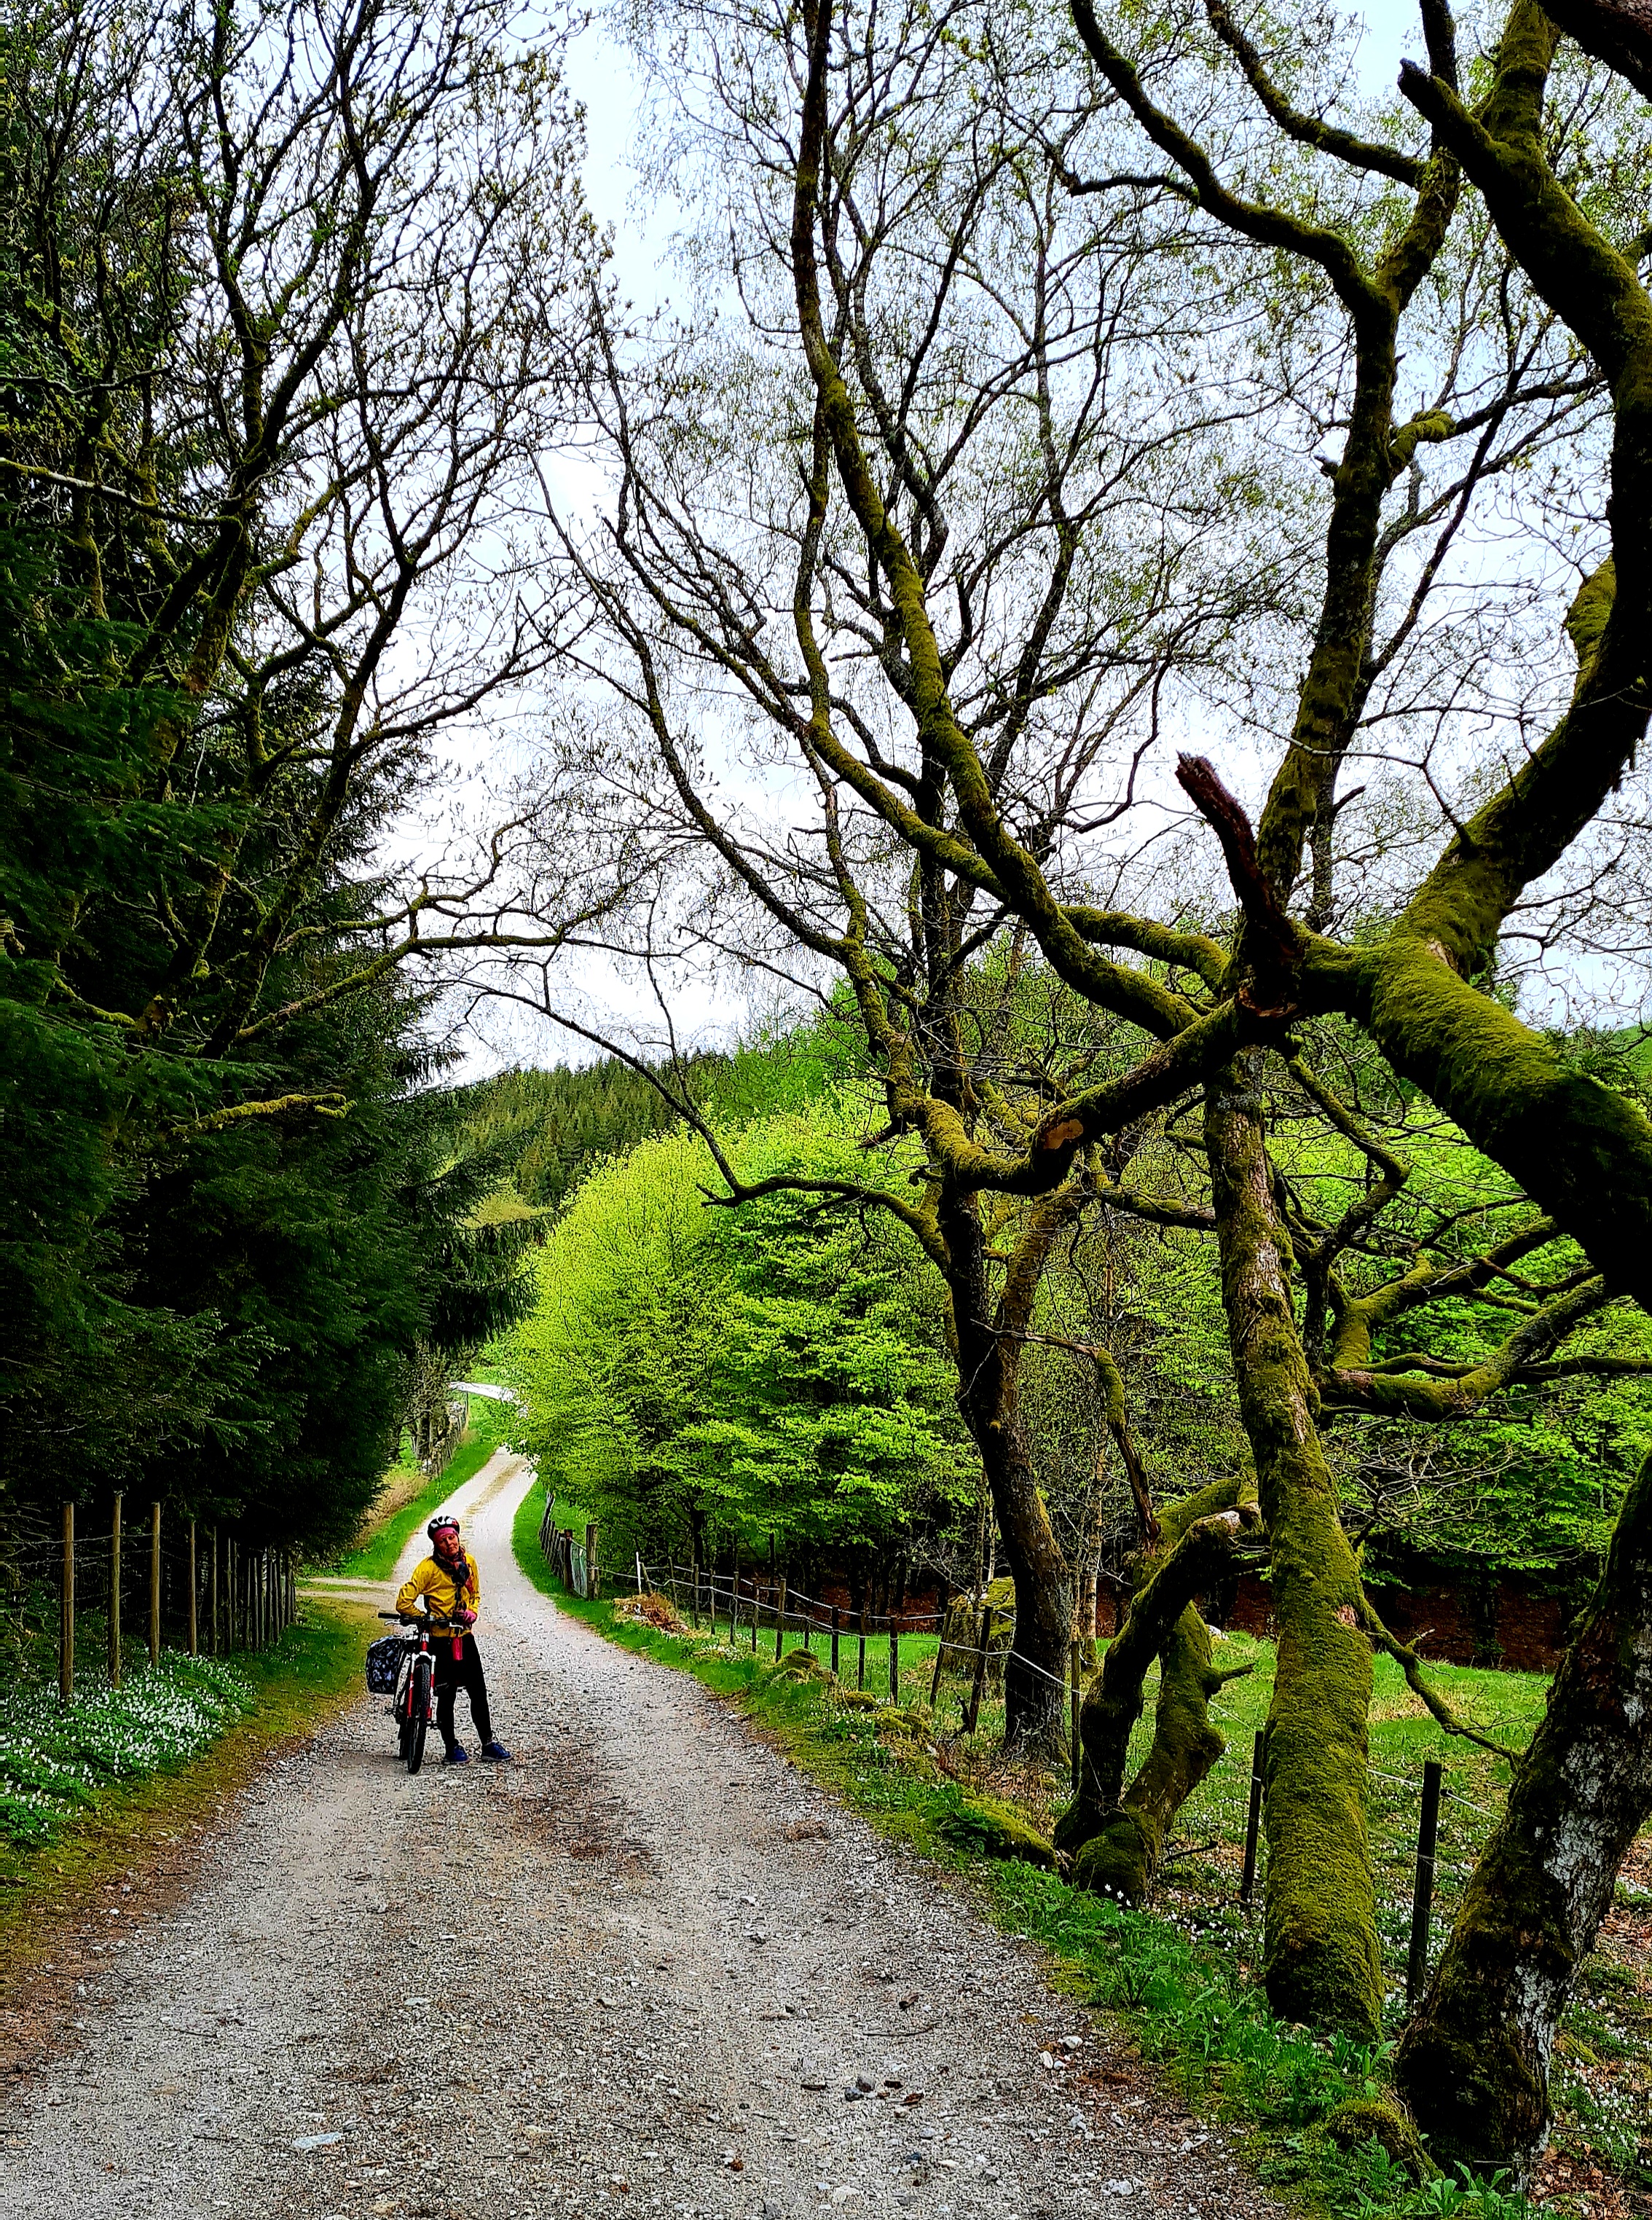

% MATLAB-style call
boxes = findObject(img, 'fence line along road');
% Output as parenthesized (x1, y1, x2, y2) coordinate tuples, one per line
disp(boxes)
(47, 1499, 299, 1703)
(531, 1526, 1478, 1999)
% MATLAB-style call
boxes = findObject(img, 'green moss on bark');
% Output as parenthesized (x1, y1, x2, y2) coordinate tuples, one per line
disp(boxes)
(1350, 931, 1652, 1319)
(1206, 1059, 1384, 2041)
(1059, 1480, 1257, 1899)
(1068, 1601, 1230, 1902)
(939, 1795, 1058, 1869)
(1394, 1451, 1652, 2178)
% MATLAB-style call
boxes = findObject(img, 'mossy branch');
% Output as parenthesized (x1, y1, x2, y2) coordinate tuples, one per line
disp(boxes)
(1355, 1591, 1522, 1762)
(157, 1091, 350, 1140)
(1321, 1272, 1610, 1418)
(1541, 0, 1652, 101)
(1204, 0, 1428, 185)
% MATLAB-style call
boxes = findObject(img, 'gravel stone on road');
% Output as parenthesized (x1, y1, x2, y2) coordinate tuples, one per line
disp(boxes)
(1, 1454, 1287, 2220)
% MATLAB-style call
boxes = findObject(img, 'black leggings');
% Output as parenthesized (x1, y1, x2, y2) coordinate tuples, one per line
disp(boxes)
(433, 1635, 494, 1749)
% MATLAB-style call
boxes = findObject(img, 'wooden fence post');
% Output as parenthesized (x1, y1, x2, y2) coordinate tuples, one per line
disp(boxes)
(964, 1603, 991, 1735)
(929, 1615, 946, 1706)
(211, 1528, 219, 1658)
(1240, 1730, 1266, 1903)
(586, 1522, 600, 1602)
(831, 1604, 840, 1679)
(149, 1501, 161, 1666)
(888, 1623, 900, 1702)
(60, 1502, 74, 1704)
(188, 1521, 198, 1657)
(1408, 1760, 1444, 2006)
(857, 1626, 866, 1692)
(109, 1493, 122, 1688)
(776, 1579, 787, 1662)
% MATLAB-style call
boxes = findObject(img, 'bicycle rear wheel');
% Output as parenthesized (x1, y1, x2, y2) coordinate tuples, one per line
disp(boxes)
(406, 1655, 432, 1776)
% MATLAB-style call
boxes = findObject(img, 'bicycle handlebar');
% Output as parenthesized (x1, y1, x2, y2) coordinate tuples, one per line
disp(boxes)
(376, 1609, 461, 1631)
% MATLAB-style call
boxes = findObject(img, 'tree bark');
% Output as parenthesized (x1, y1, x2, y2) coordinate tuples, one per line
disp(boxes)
(1205, 1057, 1384, 2040)
(938, 1183, 1073, 1757)
(1395, 1451, 1652, 2178)
(1056, 1481, 1259, 1899)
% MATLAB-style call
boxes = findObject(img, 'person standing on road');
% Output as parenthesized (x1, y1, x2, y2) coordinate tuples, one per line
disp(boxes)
(395, 1515, 511, 1766)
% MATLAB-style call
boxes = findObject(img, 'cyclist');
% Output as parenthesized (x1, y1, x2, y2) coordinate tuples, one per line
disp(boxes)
(395, 1515, 511, 1766)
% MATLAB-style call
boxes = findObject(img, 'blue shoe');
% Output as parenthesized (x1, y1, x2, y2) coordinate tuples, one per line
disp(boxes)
(479, 1741, 511, 1762)
(443, 1744, 469, 1765)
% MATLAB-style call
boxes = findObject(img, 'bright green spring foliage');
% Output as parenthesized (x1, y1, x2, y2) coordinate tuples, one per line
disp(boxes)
(504, 1102, 974, 1569)
(1271, 1038, 1652, 1591)
(460, 1027, 844, 1213)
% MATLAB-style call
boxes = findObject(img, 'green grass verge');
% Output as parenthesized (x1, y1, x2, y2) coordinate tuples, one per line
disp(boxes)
(332, 1397, 512, 1580)
(0, 1601, 366, 1926)
(510, 1480, 1618, 2220)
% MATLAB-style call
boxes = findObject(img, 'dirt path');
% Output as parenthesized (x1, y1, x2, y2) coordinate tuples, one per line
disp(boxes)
(1, 1461, 1283, 2220)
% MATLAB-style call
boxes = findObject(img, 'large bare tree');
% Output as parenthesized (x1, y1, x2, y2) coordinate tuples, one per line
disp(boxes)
(3, 0, 617, 1087)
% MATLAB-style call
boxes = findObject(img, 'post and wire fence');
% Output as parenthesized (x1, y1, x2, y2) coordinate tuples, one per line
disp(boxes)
(537, 1518, 1492, 2004)
(13, 1499, 306, 1705)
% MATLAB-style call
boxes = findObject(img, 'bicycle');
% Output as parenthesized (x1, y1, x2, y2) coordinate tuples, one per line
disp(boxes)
(376, 1608, 459, 1776)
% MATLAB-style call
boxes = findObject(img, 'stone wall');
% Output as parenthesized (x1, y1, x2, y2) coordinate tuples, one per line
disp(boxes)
(1222, 1569, 1572, 1670)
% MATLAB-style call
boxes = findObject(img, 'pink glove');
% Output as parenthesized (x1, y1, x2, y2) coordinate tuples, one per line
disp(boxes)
(456, 1609, 477, 1628)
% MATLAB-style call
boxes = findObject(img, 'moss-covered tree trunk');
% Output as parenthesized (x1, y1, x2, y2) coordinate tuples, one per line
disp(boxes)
(1395, 1451, 1652, 2178)
(1205, 1057, 1383, 2040)
(937, 1181, 1073, 1757)
(1056, 1480, 1258, 1899)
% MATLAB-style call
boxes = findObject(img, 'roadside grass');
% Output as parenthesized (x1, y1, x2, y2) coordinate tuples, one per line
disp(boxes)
(330, 1395, 513, 1581)
(511, 1482, 1650, 2220)
(0, 1651, 252, 1847)
(0, 1601, 367, 1940)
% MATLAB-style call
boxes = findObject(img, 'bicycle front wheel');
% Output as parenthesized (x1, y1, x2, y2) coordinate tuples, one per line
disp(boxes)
(406, 1655, 432, 1776)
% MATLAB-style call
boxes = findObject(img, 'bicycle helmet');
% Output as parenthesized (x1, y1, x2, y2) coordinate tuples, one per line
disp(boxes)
(427, 1515, 461, 1542)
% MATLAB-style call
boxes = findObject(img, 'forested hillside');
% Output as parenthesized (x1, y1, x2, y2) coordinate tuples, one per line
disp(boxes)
(507, 1006, 1652, 1639)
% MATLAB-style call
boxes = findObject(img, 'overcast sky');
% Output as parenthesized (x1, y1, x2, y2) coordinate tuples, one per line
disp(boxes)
(454, 1, 1575, 1079)
(562, 0, 1441, 308)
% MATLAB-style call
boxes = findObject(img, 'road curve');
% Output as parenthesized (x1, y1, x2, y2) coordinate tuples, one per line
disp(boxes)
(1, 1455, 1283, 2220)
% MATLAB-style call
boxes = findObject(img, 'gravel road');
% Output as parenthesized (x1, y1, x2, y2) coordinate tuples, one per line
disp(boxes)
(2, 1454, 1284, 2220)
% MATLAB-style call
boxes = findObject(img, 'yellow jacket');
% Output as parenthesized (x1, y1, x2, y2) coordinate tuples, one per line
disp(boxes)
(395, 1549, 480, 1628)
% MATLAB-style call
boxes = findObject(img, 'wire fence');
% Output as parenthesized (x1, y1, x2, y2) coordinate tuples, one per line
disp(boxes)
(15, 1499, 302, 1703)
(536, 1524, 1502, 2007)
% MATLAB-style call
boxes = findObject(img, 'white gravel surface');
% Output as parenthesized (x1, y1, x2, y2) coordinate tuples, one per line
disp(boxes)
(2, 1454, 1286, 2220)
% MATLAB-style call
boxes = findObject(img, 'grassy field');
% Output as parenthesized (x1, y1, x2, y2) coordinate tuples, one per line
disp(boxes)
(512, 1481, 1651, 2220)
(330, 1394, 513, 1581)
